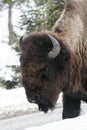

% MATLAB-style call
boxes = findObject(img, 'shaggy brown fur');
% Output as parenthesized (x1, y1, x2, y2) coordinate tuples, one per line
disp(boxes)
(52, 0, 87, 93)
(19, 0, 87, 119)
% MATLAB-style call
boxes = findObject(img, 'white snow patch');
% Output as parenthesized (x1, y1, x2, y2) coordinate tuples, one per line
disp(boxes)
(0, 87, 62, 117)
(25, 115, 87, 130)
(0, 43, 19, 67)
(0, 87, 38, 119)
(0, 43, 19, 80)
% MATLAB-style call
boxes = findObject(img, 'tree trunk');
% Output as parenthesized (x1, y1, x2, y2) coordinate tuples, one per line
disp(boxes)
(8, 2, 14, 45)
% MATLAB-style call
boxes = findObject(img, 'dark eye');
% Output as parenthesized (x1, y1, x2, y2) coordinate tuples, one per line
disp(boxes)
(40, 66, 52, 80)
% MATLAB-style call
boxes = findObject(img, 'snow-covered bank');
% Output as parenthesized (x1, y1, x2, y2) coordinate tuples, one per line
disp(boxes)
(0, 87, 38, 119)
(26, 115, 87, 130)
(0, 87, 62, 120)
(0, 87, 86, 120)
(0, 87, 87, 130)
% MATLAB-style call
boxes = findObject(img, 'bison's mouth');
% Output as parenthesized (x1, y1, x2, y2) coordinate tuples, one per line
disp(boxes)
(25, 87, 54, 113)
(37, 96, 54, 113)
(28, 95, 54, 113)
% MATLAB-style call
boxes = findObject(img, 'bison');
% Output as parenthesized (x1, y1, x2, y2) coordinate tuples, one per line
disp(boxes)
(19, 0, 87, 119)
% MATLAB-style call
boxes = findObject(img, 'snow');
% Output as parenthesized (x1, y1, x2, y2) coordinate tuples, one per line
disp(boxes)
(0, 87, 62, 119)
(0, 9, 22, 44)
(0, 11, 8, 43)
(0, 43, 19, 80)
(0, 87, 87, 130)
(26, 115, 87, 130)
(0, 9, 24, 80)
(0, 87, 38, 119)
(0, 43, 19, 67)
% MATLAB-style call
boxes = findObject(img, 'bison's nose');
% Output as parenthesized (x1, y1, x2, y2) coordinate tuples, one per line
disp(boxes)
(28, 96, 36, 103)
(27, 94, 39, 103)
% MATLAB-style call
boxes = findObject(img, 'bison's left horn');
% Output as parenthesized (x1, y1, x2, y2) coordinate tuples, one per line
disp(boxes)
(48, 34, 61, 59)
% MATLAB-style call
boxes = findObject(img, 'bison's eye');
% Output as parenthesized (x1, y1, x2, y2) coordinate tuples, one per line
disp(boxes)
(40, 66, 52, 80)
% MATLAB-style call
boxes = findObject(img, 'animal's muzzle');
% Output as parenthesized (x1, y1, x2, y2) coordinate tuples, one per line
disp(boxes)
(24, 86, 54, 113)
(25, 87, 39, 104)
(27, 93, 39, 103)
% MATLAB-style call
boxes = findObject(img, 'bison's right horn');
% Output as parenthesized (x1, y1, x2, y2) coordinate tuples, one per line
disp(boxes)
(48, 34, 61, 59)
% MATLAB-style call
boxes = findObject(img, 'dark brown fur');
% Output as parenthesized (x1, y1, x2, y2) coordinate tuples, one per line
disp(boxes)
(20, 0, 87, 118)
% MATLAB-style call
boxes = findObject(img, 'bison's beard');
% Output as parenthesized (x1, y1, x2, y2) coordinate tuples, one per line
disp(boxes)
(37, 96, 54, 113)
(25, 87, 54, 113)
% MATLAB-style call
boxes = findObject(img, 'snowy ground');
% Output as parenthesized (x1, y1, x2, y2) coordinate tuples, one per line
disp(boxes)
(0, 87, 38, 119)
(0, 87, 63, 120)
(0, 87, 87, 130)
(26, 115, 87, 130)
(0, 87, 86, 119)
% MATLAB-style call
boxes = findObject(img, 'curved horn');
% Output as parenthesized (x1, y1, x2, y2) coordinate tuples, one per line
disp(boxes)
(48, 34, 61, 59)
(19, 33, 28, 47)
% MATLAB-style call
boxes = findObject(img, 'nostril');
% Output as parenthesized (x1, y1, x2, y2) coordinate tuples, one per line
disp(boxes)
(30, 97, 36, 103)
(28, 96, 36, 103)
(28, 94, 39, 103)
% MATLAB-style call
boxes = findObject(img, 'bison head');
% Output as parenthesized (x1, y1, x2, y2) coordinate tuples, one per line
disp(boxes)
(19, 32, 71, 113)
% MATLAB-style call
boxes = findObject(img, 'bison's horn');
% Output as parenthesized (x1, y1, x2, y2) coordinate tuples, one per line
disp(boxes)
(48, 34, 61, 59)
